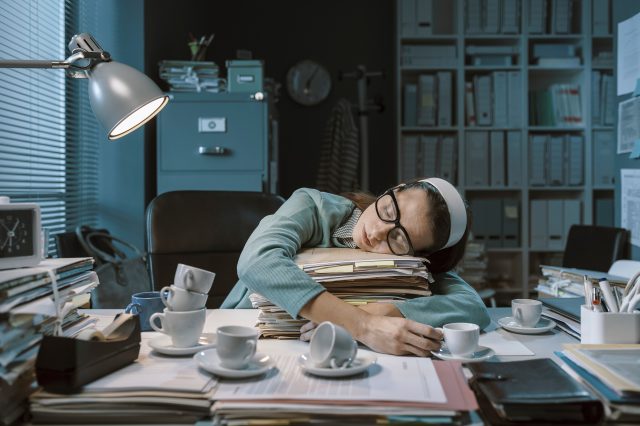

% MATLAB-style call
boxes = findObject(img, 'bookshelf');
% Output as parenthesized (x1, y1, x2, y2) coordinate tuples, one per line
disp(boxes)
(396, 0, 615, 303)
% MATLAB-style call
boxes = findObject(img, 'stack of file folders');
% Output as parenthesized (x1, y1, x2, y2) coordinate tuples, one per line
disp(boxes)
(250, 248, 433, 339)
(210, 356, 478, 425)
(0, 258, 98, 425)
(556, 344, 640, 423)
(29, 336, 214, 424)
(540, 296, 582, 339)
(158, 60, 225, 92)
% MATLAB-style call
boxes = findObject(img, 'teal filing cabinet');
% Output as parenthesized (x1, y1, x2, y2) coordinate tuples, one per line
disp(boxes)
(157, 92, 270, 194)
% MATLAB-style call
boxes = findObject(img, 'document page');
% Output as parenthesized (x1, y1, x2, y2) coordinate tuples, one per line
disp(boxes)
(621, 169, 640, 247)
(213, 354, 446, 403)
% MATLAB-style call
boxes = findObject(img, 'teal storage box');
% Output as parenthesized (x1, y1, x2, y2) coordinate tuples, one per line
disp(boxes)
(226, 60, 263, 93)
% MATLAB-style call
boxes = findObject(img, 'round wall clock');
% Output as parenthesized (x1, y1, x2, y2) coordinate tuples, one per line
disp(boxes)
(286, 60, 332, 106)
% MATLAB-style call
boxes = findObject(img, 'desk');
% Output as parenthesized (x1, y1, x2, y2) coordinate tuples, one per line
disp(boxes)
(86, 307, 577, 363)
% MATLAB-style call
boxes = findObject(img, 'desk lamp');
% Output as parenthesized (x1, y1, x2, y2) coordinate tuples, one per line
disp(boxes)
(0, 33, 168, 140)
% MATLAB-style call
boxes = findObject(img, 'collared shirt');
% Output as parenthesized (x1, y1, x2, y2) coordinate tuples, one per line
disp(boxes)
(331, 207, 362, 249)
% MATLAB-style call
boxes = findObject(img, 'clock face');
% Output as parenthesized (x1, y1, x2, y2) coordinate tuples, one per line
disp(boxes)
(286, 60, 332, 106)
(0, 209, 34, 258)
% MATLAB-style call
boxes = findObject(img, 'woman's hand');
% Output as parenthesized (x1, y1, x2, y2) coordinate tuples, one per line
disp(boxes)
(357, 314, 443, 357)
(299, 321, 318, 341)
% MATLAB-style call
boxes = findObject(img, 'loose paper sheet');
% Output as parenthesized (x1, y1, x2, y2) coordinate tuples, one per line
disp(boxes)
(617, 12, 640, 96)
(213, 354, 446, 404)
(621, 169, 640, 247)
(617, 96, 640, 154)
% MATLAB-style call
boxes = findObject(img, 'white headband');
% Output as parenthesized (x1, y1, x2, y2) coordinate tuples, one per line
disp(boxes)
(419, 178, 467, 249)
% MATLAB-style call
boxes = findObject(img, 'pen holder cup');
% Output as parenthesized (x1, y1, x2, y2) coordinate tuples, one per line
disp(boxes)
(580, 305, 640, 344)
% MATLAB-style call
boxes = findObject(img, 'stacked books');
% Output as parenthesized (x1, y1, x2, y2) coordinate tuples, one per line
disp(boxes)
(529, 84, 583, 127)
(158, 60, 225, 93)
(557, 344, 640, 423)
(251, 248, 433, 339)
(0, 258, 97, 425)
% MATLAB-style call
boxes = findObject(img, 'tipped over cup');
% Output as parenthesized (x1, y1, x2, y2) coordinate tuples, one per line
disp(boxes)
(309, 321, 357, 369)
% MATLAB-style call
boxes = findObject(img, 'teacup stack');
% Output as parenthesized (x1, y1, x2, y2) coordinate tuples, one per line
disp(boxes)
(149, 264, 215, 348)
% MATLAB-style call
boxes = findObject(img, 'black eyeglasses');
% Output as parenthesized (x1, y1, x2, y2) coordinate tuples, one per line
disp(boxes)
(374, 189, 415, 256)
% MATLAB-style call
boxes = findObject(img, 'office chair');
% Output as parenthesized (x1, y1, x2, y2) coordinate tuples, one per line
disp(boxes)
(146, 191, 284, 308)
(562, 224, 630, 272)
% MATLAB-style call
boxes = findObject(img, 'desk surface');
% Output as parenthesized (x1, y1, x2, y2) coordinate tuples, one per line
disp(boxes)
(85, 307, 577, 363)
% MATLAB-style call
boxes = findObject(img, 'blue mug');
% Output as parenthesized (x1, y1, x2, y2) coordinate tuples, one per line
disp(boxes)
(124, 291, 165, 331)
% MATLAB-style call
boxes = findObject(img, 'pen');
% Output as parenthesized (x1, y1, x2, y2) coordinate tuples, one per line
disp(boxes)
(599, 279, 618, 313)
(583, 275, 593, 309)
(592, 288, 603, 312)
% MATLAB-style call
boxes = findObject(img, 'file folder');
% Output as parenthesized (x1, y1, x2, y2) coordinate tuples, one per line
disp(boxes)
(506, 131, 522, 186)
(547, 136, 565, 186)
(439, 135, 457, 184)
(547, 199, 564, 250)
(400, 0, 417, 37)
(486, 199, 503, 248)
(469, 198, 490, 244)
(591, 71, 601, 125)
(529, 134, 547, 186)
(417, 74, 437, 126)
(403, 136, 419, 180)
(403, 84, 418, 127)
(420, 135, 438, 178)
(592, 0, 610, 35)
(502, 198, 520, 248)
(507, 71, 522, 127)
(437, 71, 452, 126)
(492, 72, 508, 127)
(563, 200, 581, 247)
(415, 0, 433, 37)
(531, 199, 548, 249)
(501, 0, 520, 34)
(490, 131, 506, 186)
(466, 0, 482, 33)
(593, 131, 615, 186)
(466, 131, 489, 186)
(567, 135, 583, 186)
(474, 75, 492, 126)
(484, 0, 501, 33)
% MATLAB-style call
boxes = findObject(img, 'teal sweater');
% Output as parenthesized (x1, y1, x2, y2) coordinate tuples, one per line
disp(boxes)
(221, 188, 490, 329)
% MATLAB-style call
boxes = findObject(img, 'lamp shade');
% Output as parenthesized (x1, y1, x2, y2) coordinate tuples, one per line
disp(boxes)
(88, 61, 168, 140)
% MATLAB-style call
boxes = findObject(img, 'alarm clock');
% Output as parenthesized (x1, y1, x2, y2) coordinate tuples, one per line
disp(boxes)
(0, 200, 42, 269)
(286, 60, 332, 106)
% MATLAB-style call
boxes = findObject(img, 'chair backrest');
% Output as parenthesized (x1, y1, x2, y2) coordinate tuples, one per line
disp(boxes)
(146, 191, 284, 308)
(562, 224, 630, 272)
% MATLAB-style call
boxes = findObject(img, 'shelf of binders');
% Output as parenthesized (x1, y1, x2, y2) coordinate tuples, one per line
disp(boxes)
(487, 248, 523, 253)
(529, 186, 585, 191)
(401, 66, 457, 71)
(401, 126, 457, 132)
(465, 65, 521, 71)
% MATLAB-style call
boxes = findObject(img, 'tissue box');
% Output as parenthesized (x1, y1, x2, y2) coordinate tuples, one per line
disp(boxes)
(226, 60, 263, 93)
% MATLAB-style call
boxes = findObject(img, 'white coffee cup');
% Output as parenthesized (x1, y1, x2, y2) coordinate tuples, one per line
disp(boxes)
(512, 299, 542, 327)
(149, 308, 206, 348)
(216, 325, 259, 370)
(174, 264, 215, 294)
(160, 285, 208, 311)
(309, 321, 358, 369)
(443, 322, 479, 357)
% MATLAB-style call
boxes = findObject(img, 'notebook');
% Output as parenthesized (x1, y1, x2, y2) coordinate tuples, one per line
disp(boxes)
(541, 297, 583, 322)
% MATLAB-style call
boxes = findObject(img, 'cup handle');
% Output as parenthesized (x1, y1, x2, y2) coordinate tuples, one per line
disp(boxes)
(124, 302, 142, 315)
(160, 286, 173, 310)
(242, 340, 256, 365)
(149, 312, 165, 333)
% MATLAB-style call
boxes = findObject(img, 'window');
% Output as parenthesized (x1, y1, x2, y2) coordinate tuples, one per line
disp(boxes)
(0, 0, 99, 254)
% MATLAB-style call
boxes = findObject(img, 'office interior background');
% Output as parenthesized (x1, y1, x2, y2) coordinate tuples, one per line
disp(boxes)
(2, 0, 640, 306)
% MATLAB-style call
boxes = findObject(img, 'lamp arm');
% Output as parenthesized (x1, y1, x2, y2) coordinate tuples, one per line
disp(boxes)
(0, 50, 110, 70)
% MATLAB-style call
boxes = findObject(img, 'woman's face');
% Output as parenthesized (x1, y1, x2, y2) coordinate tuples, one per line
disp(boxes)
(352, 188, 434, 255)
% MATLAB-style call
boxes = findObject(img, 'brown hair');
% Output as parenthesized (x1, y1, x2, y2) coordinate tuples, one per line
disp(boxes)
(341, 178, 472, 273)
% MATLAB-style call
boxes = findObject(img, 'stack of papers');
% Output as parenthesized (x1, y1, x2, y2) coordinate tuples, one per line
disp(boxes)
(0, 258, 97, 425)
(158, 60, 225, 92)
(558, 344, 640, 422)
(210, 355, 478, 425)
(251, 248, 433, 339)
(537, 265, 628, 298)
(29, 333, 216, 424)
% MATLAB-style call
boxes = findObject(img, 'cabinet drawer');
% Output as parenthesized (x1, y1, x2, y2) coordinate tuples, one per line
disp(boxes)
(158, 100, 265, 172)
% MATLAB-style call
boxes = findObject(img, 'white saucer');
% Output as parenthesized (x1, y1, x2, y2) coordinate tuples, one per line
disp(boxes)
(148, 333, 216, 356)
(194, 350, 276, 379)
(498, 316, 557, 334)
(431, 345, 495, 362)
(297, 353, 377, 377)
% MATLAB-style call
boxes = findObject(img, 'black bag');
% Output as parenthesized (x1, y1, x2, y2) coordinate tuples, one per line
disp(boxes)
(75, 227, 152, 309)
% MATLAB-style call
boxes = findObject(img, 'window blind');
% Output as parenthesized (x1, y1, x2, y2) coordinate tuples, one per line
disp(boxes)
(0, 0, 99, 255)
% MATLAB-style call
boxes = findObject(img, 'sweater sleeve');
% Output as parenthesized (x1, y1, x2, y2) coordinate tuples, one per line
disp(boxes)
(395, 271, 491, 330)
(235, 188, 348, 319)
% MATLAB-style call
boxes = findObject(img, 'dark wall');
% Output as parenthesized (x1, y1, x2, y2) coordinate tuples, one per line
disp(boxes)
(144, 0, 396, 198)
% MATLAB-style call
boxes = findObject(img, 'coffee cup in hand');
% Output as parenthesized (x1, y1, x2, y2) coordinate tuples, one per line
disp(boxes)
(443, 322, 479, 357)
(149, 308, 206, 348)
(160, 285, 208, 311)
(216, 325, 259, 370)
(512, 299, 542, 327)
(174, 264, 215, 294)
(309, 321, 357, 369)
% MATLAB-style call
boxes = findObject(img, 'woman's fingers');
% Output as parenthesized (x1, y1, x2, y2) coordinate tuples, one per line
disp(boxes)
(299, 321, 318, 341)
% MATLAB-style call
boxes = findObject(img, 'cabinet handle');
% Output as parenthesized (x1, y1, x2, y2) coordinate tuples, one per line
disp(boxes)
(198, 146, 229, 156)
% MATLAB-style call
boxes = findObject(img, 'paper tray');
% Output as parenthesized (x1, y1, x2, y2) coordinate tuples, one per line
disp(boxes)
(35, 315, 141, 393)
